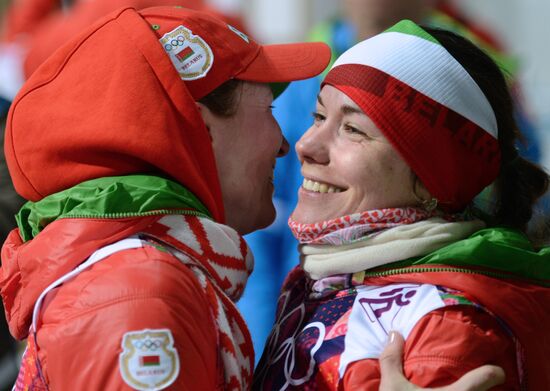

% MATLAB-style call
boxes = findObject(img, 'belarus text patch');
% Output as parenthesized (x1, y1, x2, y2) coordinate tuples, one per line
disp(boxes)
(119, 328, 179, 390)
(160, 25, 213, 80)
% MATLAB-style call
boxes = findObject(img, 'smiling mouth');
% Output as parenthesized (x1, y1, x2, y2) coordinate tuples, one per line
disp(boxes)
(302, 178, 345, 193)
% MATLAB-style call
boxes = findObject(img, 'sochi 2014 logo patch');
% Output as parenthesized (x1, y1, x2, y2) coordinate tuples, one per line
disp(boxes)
(159, 25, 213, 80)
(119, 329, 179, 391)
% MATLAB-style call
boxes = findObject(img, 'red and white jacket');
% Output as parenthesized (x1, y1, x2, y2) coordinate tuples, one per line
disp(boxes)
(1, 214, 255, 390)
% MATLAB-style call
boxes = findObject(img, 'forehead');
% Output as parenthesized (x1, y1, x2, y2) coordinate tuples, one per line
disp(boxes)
(318, 84, 383, 132)
(318, 85, 363, 112)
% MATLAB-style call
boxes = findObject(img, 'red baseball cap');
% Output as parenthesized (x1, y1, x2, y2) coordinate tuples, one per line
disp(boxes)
(142, 6, 331, 99)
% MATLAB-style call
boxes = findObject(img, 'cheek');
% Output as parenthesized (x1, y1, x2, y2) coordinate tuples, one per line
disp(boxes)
(344, 147, 412, 197)
(243, 132, 278, 179)
(338, 149, 389, 187)
(256, 118, 282, 158)
(376, 154, 415, 203)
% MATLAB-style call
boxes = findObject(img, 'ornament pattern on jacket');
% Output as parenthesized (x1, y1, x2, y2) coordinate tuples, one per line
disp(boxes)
(144, 215, 254, 391)
(13, 335, 48, 391)
(253, 268, 496, 390)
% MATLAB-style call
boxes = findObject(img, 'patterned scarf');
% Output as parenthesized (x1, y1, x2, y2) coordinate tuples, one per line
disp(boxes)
(143, 215, 254, 391)
(289, 207, 434, 245)
(288, 207, 485, 281)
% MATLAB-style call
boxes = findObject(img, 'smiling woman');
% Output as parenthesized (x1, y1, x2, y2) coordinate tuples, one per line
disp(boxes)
(292, 85, 420, 224)
(254, 20, 550, 390)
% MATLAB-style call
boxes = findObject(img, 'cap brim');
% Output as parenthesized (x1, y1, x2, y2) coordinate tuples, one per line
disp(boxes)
(236, 42, 331, 83)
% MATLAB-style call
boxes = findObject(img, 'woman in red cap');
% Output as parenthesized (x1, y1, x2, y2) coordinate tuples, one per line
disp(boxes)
(0, 6, 331, 390)
(254, 21, 550, 390)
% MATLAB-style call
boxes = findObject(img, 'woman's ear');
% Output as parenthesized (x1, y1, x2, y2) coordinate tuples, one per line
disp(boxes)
(196, 102, 213, 135)
(414, 178, 432, 201)
(412, 174, 438, 211)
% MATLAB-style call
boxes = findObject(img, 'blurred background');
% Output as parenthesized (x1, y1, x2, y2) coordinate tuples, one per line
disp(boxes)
(1, 0, 548, 146)
(234, 0, 550, 150)
(0, 0, 549, 388)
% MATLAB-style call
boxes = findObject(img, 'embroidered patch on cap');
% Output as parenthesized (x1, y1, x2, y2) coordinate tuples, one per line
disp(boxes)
(227, 24, 249, 43)
(160, 25, 213, 80)
(119, 328, 179, 391)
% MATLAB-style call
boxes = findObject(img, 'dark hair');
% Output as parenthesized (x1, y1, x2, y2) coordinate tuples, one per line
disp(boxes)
(423, 27, 549, 233)
(198, 79, 243, 117)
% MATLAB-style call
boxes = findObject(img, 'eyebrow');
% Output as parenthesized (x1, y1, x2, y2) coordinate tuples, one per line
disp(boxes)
(316, 94, 364, 116)
(341, 104, 364, 116)
(317, 94, 324, 106)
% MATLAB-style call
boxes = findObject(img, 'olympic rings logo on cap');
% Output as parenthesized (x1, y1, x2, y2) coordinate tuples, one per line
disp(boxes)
(164, 36, 186, 51)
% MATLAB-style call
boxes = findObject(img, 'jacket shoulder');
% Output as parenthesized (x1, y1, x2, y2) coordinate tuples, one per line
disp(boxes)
(36, 244, 221, 390)
(42, 243, 207, 317)
(342, 305, 520, 390)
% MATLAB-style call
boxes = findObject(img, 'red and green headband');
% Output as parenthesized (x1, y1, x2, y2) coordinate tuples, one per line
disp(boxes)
(323, 20, 500, 212)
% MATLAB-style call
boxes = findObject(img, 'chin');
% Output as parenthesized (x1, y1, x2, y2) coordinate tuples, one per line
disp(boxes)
(241, 205, 277, 235)
(258, 208, 277, 230)
(292, 204, 350, 224)
(290, 209, 320, 225)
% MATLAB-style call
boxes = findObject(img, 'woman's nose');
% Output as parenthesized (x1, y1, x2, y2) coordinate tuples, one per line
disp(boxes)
(296, 125, 330, 165)
(277, 136, 290, 157)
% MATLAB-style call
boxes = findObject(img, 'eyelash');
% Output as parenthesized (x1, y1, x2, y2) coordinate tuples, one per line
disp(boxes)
(312, 111, 325, 123)
(343, 124, 366, 136)
(311, 112, 369, 138)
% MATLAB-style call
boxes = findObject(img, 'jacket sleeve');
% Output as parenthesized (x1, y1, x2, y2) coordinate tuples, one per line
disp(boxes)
(341, 306, 520, 390)
(36, 247, 221, 391)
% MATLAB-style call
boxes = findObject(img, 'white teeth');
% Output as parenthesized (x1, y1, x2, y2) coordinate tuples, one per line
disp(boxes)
(312, 181, 320, 192)
(302, 178, 342, 193)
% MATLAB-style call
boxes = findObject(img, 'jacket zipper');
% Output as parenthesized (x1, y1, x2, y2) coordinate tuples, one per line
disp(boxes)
(61, 209, 209, 220)
(363, 265, 525, 281)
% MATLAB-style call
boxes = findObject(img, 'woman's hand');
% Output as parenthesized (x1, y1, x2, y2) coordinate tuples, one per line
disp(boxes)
(379, 332, 505, 391)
